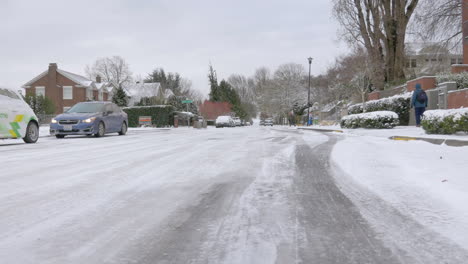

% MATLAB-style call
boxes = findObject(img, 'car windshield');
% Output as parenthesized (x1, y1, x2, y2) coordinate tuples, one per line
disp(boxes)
(67, 103, 105, 113)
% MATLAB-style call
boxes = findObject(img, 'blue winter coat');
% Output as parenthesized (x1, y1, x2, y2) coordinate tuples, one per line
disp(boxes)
(411, 87, 428, 108)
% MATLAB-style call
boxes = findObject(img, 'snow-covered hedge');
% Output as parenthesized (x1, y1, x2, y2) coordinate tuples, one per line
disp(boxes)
(123, 105, 174, 127)
(348, 92, 412, 125)
(436, 72, 468, 89)
(341, 111, 399, 129)
(421, 108, 468, 134)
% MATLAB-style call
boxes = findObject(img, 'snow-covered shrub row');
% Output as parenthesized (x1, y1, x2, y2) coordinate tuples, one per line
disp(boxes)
(422, 108, 468, 134)
(341, 111, 399, 129)
(123, 105, 174, 127)
(436, 72, 468, 89)
(348, 92, 412, 125)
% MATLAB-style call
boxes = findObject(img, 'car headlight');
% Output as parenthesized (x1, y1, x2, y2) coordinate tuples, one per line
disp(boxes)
(51, 119, 58, 124)
(82, 117, 96, 123)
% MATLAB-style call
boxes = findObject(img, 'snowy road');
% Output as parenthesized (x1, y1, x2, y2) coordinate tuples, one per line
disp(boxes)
(0, 127, 466, 264)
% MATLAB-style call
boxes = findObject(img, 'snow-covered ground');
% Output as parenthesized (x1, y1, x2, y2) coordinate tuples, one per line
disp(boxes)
(302, 125, 468, 141)
(331, 133, 468, 253)
(1, 126, 467, 263)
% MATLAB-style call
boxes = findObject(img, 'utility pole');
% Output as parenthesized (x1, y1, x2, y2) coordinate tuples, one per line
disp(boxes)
(307, 57, 313, 126)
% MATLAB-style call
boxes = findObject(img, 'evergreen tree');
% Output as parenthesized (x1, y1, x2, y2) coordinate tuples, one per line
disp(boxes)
(25, 95, 56, 115)
(208, 64, 221, 101)
(112, 87, 128, 107)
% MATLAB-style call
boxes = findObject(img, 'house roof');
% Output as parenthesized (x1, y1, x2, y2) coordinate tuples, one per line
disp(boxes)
(125, 82, 162, 98)
(57, 69, 93, 87)
(22, 67, 94, 88)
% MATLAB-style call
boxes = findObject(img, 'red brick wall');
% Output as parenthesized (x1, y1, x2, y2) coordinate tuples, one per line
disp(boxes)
(447, 89, 468, 109)
(451, 64, 468, 73)
(463, 0, 468, 63)
(407, 77, 436, 92)
(367, 92, 380, 101)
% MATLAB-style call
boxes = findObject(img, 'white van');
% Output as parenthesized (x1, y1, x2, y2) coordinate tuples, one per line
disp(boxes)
(0, 87, 40, 143)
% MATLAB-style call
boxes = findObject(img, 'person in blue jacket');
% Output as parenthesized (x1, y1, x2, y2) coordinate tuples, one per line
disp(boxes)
(411, 83, 428, 127)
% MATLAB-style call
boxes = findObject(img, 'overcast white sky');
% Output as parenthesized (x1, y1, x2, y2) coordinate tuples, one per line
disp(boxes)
(1, 0, 348, 97)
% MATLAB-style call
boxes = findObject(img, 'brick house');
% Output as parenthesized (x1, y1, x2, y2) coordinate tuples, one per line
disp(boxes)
(22, 63, 113, 114)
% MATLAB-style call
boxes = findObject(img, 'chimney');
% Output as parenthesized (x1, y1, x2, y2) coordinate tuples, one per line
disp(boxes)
(47, 63, 59, 111)
(96, 75, 102, 83)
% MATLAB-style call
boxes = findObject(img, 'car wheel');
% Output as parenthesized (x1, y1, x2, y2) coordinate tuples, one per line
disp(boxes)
(118, 122, 127, 135)
(95, 122, 105, 137)
(23, 121, 39, 143)
(56, 135, 65, 138)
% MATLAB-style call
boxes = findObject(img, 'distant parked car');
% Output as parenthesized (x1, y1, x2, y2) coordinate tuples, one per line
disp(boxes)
(0, 87, 39, 143)
(215, 116, 234, 128)
(50, 102, 128, 138)
(246, 122, 251, 126)
(233, 117, 242, 126)
(260, 120, 265, 126)
(265, 118, 274, 126)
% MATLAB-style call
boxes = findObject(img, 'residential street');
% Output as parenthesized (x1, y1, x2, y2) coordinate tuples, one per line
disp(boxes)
(0, 127, 467, 264)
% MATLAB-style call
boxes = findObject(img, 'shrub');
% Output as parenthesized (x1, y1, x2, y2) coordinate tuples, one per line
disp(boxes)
(341, 111, 399, 129)
(123, 105, 174, 127)
(422, 108, 468, 134)
(436, 72, 468, 89)
(348, 92, 412, 125)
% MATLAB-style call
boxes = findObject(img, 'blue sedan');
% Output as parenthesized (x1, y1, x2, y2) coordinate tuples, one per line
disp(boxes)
(50, 102, 128, 138)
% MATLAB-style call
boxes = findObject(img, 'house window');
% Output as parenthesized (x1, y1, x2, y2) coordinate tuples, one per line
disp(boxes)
(36, 86, 45, 97)
(99, 90, 103, 101)
(411, 59, 417, 68)
(63, 86, 73, 100)
(451, 58, 457, 65)
(458, 58, 464, 64)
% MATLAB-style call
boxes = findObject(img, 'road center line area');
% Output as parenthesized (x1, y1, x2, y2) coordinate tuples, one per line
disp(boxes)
(1, 127, 467, 264)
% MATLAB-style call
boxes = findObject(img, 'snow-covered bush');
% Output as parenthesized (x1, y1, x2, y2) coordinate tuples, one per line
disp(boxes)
(341, 111, 399, 129)
(347, 92, 412, 125)
(123, 105, 174, 127)
(422, 108, 468, 134)
(436, 72, 468, 89)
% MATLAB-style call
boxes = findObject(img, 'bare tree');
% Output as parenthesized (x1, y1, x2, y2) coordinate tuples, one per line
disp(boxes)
(411, 0, 462, 50)
(227, 74, 255, 103)
(86, 56, 133, 88)
(273, 63, 307, 112)
(333, 0, 419, 89)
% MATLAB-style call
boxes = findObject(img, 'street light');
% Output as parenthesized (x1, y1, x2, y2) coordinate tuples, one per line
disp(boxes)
(307, 57, 313, 126)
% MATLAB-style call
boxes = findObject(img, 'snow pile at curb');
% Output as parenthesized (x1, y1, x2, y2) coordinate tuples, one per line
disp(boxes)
(341, 111, 399, 129)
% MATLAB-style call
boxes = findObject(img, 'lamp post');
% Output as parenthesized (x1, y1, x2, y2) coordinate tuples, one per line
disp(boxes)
(307, 57, 313, 126)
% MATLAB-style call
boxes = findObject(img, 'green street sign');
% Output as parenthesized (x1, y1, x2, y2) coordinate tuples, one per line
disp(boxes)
(182, 100, 193, 104)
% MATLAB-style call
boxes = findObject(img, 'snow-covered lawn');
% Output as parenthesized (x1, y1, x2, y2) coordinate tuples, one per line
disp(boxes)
(331, 135, 468, 251)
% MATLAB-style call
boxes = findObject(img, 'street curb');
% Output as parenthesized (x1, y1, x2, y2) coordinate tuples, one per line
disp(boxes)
(389, 136, 468, 147)
(298, 127, 344, 133)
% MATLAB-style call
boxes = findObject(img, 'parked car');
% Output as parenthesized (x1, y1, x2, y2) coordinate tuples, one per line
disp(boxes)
(215, 116, 234, 128)
(260, 120, 265, 126)
(246, 122, 251, 126)
(233, 117, 242, 126)
(0, 87, 39, 143)
(265, 118, 274, 126)
(50, 102, 128, 138)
